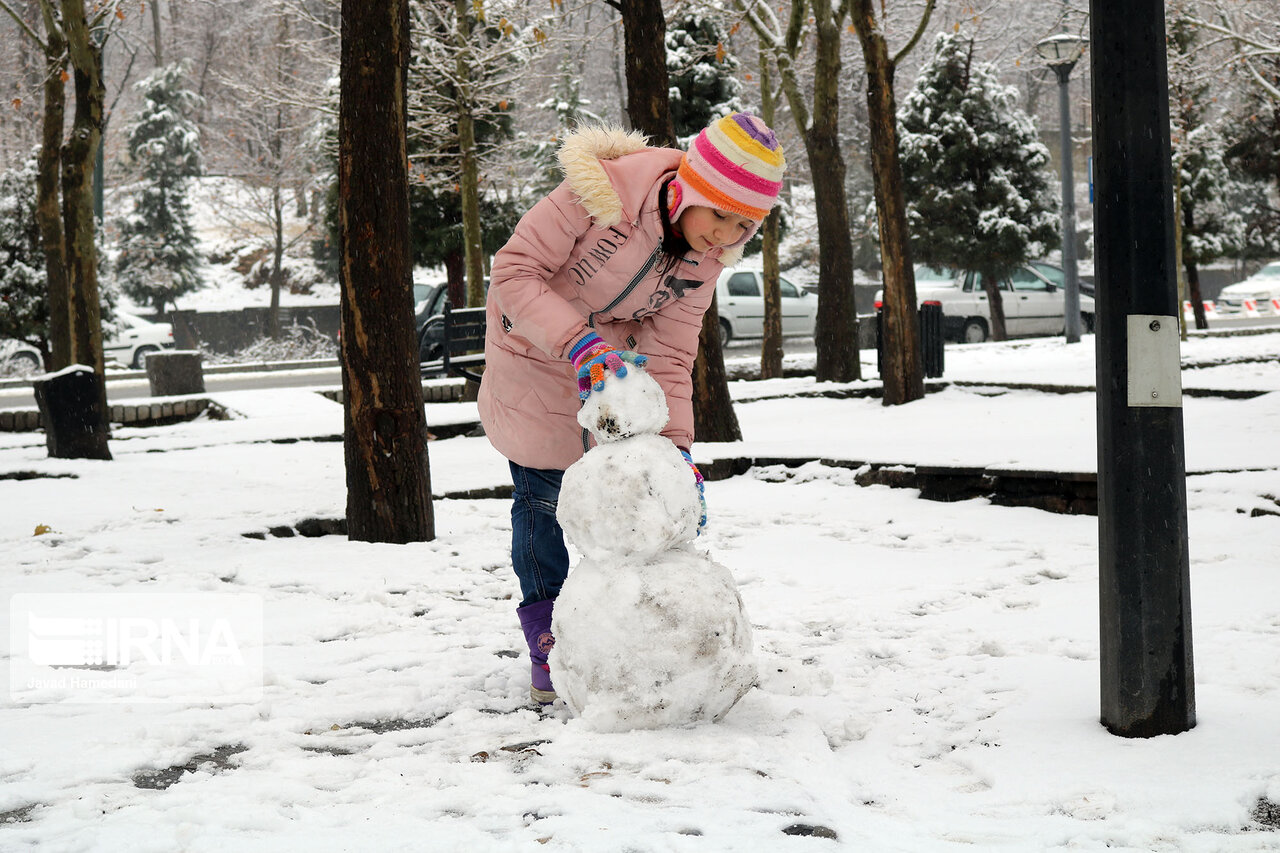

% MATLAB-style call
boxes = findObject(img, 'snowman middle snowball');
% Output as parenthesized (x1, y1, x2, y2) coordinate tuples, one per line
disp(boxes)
(560, 362, 701, 560)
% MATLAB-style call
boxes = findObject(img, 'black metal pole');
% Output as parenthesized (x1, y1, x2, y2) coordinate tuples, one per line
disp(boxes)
(1090, 0, 1194, 737)
(1054, 62, 1083, 343)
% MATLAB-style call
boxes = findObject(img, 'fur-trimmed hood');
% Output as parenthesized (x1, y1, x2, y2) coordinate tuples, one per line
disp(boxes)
(556, 126, 650, 229)
(555, 126, 744, 266)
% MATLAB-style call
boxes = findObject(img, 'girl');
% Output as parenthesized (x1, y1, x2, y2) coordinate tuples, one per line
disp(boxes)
(478, 113, 786, 704)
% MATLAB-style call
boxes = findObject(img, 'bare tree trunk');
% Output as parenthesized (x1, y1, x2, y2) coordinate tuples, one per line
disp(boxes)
(57, 0, 110, 459)
(980, 271, 1009, 340)
(1173, 154, 1188, 339)
(36, 13, 70, 370)
(1181, 204, 1208, 329)
(59, 2, 104, 372)
(742, 0, 879, 386)
(1186, 261, 1207, 330)
(269, 185, 284, 338)
(454, 0, 485, 308)
(339, 0, 434, 543)
(809, 0, 859, 383)
(758, 35, 782, 381)
(760, 207, 783, 380)
(150, 0, 163, 65)
(611, 7, 627, 123)
(692, 296, 741, 442)
(852, 0, 924, 405)
(616, 0, 738, 441)
(619, 0, 675, 147)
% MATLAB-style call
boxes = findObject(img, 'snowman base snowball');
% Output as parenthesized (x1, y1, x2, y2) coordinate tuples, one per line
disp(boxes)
(549, 548, 756, 731)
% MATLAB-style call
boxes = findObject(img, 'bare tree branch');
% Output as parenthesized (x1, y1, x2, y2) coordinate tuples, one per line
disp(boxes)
(1189, 15, 1280, 57)
(891, 0, 935, 66)
(1191, 3, 1280, 102)
(0, 0, 52, 51)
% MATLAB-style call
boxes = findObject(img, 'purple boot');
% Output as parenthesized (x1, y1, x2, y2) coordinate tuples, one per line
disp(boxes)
(516, 599, 557, 704)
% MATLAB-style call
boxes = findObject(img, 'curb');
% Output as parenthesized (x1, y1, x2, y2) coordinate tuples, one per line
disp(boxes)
(0, 357, 342, 391)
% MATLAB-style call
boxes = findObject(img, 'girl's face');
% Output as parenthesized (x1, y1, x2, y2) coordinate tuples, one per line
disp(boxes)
(676, 206, 757, 252)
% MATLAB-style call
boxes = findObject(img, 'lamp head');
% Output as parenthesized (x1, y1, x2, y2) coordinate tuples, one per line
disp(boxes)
(1036, 33, 1088, 66)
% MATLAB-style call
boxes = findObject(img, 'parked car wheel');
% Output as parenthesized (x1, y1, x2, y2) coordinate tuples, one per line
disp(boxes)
(7, 349, 41, 374)
(132, 345, 159, 369)
(1083, 313, 1096, 334)
(103, 313, 174, 368)
(962, 318, 988, 344)
(719, 319, 733, 347)
(418, 329, 442, 363)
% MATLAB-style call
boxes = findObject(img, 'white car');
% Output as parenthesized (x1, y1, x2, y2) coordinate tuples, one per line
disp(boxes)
(874, 263, 1095, 343)
(1, 313, 174, 375)
(104, 312, 175, 369)
(715, 269, 819, 345)
(1216, 262, 1280, 316)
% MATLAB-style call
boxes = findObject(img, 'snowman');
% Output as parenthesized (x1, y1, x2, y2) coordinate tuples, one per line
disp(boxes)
(549, 363, 757, 731)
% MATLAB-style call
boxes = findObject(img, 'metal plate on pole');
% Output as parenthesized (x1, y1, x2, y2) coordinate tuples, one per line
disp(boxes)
(1126, 315, 1181, 408)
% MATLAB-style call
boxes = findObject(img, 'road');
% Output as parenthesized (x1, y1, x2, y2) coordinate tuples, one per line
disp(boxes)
(4, 319, 1276, 411)
(0, 365, 345, 412)
(0, 339, 817, 412)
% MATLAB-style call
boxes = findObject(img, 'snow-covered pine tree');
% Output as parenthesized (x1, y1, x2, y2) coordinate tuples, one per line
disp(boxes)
(1177, 125, 1247, 273)
(899, 32, 1059, 341)
(1167, 14, 1250, 329)
(0, 154, 48, 357)
(114, 62, 204, 315)
(1225, 55, 1280, 262)
(666, 7, 743, 141)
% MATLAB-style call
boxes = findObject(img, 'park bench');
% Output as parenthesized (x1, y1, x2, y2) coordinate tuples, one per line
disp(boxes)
(420, 303, 486, 383)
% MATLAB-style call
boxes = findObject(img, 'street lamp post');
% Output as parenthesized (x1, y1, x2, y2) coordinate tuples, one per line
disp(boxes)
(1037, 33, 1087, 344)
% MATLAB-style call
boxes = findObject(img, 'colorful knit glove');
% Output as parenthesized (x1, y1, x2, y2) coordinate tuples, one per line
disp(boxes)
(679, 448, 707, 534)
(570, 332, 648, 401)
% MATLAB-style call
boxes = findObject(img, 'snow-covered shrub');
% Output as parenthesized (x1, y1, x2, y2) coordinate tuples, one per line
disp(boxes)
(0, 154, 47, 349)
(203, 320, 335, 364)
(245, 255, 325, 296)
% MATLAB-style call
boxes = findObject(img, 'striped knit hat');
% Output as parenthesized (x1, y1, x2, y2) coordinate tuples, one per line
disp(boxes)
(668, 112, 786, 227)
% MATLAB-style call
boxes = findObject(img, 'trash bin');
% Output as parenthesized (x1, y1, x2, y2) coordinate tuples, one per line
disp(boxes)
(919, 300, 945, 378)
(875, 302, 946, 379)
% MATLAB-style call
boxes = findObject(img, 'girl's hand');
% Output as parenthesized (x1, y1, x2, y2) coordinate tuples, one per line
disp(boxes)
(678, 448, 707, 534)
(570, 333, 648, 401)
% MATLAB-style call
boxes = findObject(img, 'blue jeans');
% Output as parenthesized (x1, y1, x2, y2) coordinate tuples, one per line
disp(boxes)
(509, 462, 570, 608)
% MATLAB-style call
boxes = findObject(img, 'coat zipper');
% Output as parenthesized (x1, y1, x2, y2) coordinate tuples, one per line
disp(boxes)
(580, 242, 663, 448)
(578, 240, 673, 449)
(587, 242, 665, 328)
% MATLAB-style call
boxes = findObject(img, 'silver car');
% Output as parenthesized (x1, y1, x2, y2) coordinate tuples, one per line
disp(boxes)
(1215, 262, 1280, 316)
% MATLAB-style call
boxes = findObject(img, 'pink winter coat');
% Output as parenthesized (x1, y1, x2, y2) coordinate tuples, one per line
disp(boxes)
(478, 127, 745, 471)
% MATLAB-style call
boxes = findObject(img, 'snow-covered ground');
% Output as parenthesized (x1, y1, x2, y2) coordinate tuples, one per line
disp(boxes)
(1, 331, 1278, 851)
